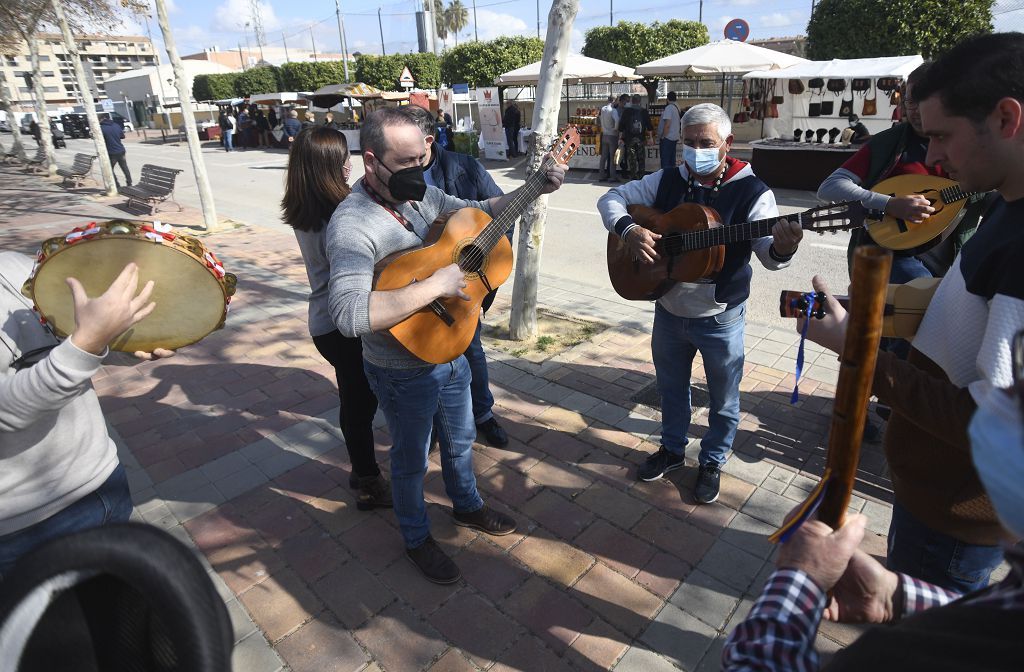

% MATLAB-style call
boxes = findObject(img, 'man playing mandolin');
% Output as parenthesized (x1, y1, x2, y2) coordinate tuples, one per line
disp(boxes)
(326, 106, 566, 584)
(598, 103, 802, 504)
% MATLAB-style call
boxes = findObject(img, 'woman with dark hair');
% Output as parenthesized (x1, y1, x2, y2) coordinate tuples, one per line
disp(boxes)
(281, 127, 391, 510)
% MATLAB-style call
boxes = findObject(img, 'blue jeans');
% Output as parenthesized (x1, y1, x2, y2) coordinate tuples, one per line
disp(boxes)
(224, 129, 234, 151)
(464, 321, 494, 424)
(887, 500, 1004, 594)
(0, 463, 132, 580)
(659, 138, 677, 170)
(652, 302, 746, 467)
(363, 357, 484, 549)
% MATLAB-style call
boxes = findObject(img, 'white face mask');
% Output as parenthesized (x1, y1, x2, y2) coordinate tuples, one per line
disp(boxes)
(683, 143, 723, 176)
(969, 389, 1024, 540)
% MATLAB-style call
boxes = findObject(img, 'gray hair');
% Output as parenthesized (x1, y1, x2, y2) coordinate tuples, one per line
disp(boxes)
(402, 104, 436, 137)
(360, 106, 419, 156)
(682, 103, 732, 140)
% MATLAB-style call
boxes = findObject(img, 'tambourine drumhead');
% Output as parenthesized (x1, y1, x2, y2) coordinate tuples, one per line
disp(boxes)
(31, 237, 228, 352)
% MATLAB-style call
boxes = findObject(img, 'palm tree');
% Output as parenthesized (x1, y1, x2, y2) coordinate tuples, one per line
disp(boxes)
(429, 0, 448, 49)
(445, 0, 468, 47)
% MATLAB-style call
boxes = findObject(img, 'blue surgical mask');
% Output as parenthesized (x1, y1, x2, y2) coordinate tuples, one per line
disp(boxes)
(684, 144, 723, 176)
(969, 389, 1024, 540)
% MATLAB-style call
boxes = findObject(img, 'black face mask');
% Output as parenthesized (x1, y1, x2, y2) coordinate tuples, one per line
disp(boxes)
(378, 158, 427, 202)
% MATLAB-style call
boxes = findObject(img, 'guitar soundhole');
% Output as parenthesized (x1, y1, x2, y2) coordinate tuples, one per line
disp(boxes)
(458, 244, 485, 273)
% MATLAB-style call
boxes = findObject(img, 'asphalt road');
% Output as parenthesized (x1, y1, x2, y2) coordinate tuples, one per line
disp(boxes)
(58, 134, 852, 328)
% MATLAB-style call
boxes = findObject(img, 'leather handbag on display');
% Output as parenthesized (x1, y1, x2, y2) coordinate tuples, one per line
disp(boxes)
(820, 99, 834, 116)
(808, 92, 822, 117)
(808, 77, 825, 92)
(863, 94, 878, 116)
(851, 78, 870, 94)
(733, 111, 749, 123)
(827, 78, 847, 95)
(769, 102, 779, 118)
(772, 93, 785, 105)
(877, 77, 901, 94)
(890, 89, 902, 105)
(839, 97, 854, 117)
(789, 79, 805, 95)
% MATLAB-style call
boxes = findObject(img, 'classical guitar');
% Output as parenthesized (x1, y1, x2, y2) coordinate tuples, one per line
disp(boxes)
(373, 126, 581, 365)
(779, 276, 939, 339)
(607, 200, 869, 301)
(866, 174, 974, 252)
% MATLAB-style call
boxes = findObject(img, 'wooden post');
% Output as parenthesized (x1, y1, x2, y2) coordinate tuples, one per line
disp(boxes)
(51, 0, 117, 196)
(508, 0, 579, 340)
(153, 0, 218, 231)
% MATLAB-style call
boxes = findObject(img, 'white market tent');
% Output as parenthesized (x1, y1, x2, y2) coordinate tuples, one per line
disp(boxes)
(742, 55, 924, 138)
(636, 40, 808, 76)
(495, 54, 641, 85)
(248, 91, 313, 105)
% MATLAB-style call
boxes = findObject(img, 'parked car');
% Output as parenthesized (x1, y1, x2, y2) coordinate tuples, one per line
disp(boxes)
(110, 111, 134, 132)
(0, 119, 10, 133)
(60, 113, 91, 139)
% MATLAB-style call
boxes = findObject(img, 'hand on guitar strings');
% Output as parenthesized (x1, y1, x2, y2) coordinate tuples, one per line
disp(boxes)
(777, 506, 900, 625)
(429, 263, 470, 301)
(539, 152, 568, 195)
(797, 275, 849, 355)
(771, 218, 803, 256)
(67, 263, 157, 356)
(625, 226, 662, 264)
(884, 194, 935, 223)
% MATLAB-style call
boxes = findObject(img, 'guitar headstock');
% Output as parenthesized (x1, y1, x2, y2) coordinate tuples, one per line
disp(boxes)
(548, 125, 582, 165)
(798, 201, 869, 234)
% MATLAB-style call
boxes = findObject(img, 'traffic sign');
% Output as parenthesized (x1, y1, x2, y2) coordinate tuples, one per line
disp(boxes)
(399, 66, 415, 89)
(100, 98, 114, 112)
(724, 18, 750, 42)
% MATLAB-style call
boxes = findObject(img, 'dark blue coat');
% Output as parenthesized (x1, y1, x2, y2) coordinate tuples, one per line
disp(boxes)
(100, 119, 125, 154)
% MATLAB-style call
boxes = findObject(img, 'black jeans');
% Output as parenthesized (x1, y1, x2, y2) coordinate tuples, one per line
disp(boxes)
(109, 152, 132, 187)
(312, 329, 381, 479)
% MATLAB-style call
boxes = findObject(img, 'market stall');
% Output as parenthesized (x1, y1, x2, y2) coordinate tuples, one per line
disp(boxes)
(495, 54, 641, 169)
(310, 82, 386, 151)
(742, 55, 923, 189)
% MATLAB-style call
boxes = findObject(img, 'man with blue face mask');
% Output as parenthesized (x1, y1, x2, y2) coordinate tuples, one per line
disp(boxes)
(721, 364, 1024, 671)
(326, 106, 567, 584)
(598, 103, 803, 505)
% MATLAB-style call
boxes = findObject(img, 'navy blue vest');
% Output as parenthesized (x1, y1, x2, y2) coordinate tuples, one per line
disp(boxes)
(653, 166, 771, 309)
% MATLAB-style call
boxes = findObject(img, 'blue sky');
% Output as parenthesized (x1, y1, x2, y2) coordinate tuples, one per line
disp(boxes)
(125, 0, 1023, 63)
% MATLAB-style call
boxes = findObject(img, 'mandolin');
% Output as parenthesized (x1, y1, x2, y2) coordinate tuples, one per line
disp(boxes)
(779, 276, 939, 339)
(866, 174, 974, 252)
(373, 126, 581, 365)
(607, 201, 869, 301)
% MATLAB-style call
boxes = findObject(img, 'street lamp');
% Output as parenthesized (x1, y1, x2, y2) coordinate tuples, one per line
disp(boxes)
(119, 90, 135, 130)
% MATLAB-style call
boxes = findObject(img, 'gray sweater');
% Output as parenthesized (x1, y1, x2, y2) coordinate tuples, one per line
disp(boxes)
(0, 251, 117, 536)
(326, 180, 491, 369)
(294, 224, 336, 338)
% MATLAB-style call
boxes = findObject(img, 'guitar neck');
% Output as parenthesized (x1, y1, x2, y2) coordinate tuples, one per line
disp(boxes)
(475, 157, 553, 253)
(669, 211, 802, 253)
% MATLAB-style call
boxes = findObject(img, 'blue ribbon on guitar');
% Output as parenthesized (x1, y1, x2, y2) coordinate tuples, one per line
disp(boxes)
(791, 291, 816, 404)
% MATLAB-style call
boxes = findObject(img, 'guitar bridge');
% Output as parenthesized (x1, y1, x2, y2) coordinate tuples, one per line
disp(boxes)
(428, 300, 455, 327)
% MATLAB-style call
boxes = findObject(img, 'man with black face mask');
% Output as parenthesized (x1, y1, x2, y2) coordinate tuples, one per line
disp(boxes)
(326, 106, 566, 584)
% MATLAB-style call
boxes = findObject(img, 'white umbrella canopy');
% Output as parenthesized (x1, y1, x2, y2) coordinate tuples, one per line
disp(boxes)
(495, 54, 642, 85)
(636, 40, 808, 77)
(742, 55, 924, 80)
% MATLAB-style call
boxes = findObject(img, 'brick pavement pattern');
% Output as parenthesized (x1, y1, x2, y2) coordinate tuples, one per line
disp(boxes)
(1, 165, 937, 671)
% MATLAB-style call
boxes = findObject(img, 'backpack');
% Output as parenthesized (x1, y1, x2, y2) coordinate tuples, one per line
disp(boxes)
(628, 109, 644, 137)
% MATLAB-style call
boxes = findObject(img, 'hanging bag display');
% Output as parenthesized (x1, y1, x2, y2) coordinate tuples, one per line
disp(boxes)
(840, 96, 854, 118)
(788, 79, 805, 95)
(851, 79, 870, 95)
(821, 98, 835, 116)
(862, 80, 878, 116)
(827, 79, 847, 96)
(877, 77, 901, 95)
(808, 92, 822, 117)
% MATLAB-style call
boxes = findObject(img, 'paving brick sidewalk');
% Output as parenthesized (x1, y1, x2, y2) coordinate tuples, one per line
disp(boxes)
(2, 167, 908, 671)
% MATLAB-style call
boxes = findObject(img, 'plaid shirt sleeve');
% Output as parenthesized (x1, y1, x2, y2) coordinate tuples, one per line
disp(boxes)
(897, 572, 961, 617)
(722, 569, 828, 671)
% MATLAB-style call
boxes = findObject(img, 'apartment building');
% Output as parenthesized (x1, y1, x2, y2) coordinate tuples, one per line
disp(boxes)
(0, 33, 156, 111)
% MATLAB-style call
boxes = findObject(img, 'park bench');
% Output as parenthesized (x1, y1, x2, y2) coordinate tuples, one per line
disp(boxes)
(56, 153, 97, 188)
(119, 164, 184, 214)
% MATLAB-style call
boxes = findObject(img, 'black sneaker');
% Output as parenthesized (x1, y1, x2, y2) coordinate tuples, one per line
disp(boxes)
(355, 474, 393, 511)
(694, 464, 721, 504)
(407, 536, 461, 584)
(637, 446, 684, 482)
(476, 417, 509, 448)
(452, 505, 517, 536)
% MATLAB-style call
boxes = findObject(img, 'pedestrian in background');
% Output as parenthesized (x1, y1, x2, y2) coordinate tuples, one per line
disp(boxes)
(99, 114, 132, 187)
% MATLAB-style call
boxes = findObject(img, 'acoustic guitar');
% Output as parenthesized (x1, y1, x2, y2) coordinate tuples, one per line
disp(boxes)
(865, 174, 974, 252)
(607, 200, 870, 301)
(779, 276, 939, 339)
(373, 126, 581, 365)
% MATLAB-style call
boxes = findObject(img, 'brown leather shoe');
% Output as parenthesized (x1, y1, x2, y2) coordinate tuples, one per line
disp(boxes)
(452, 505, 517, 536)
